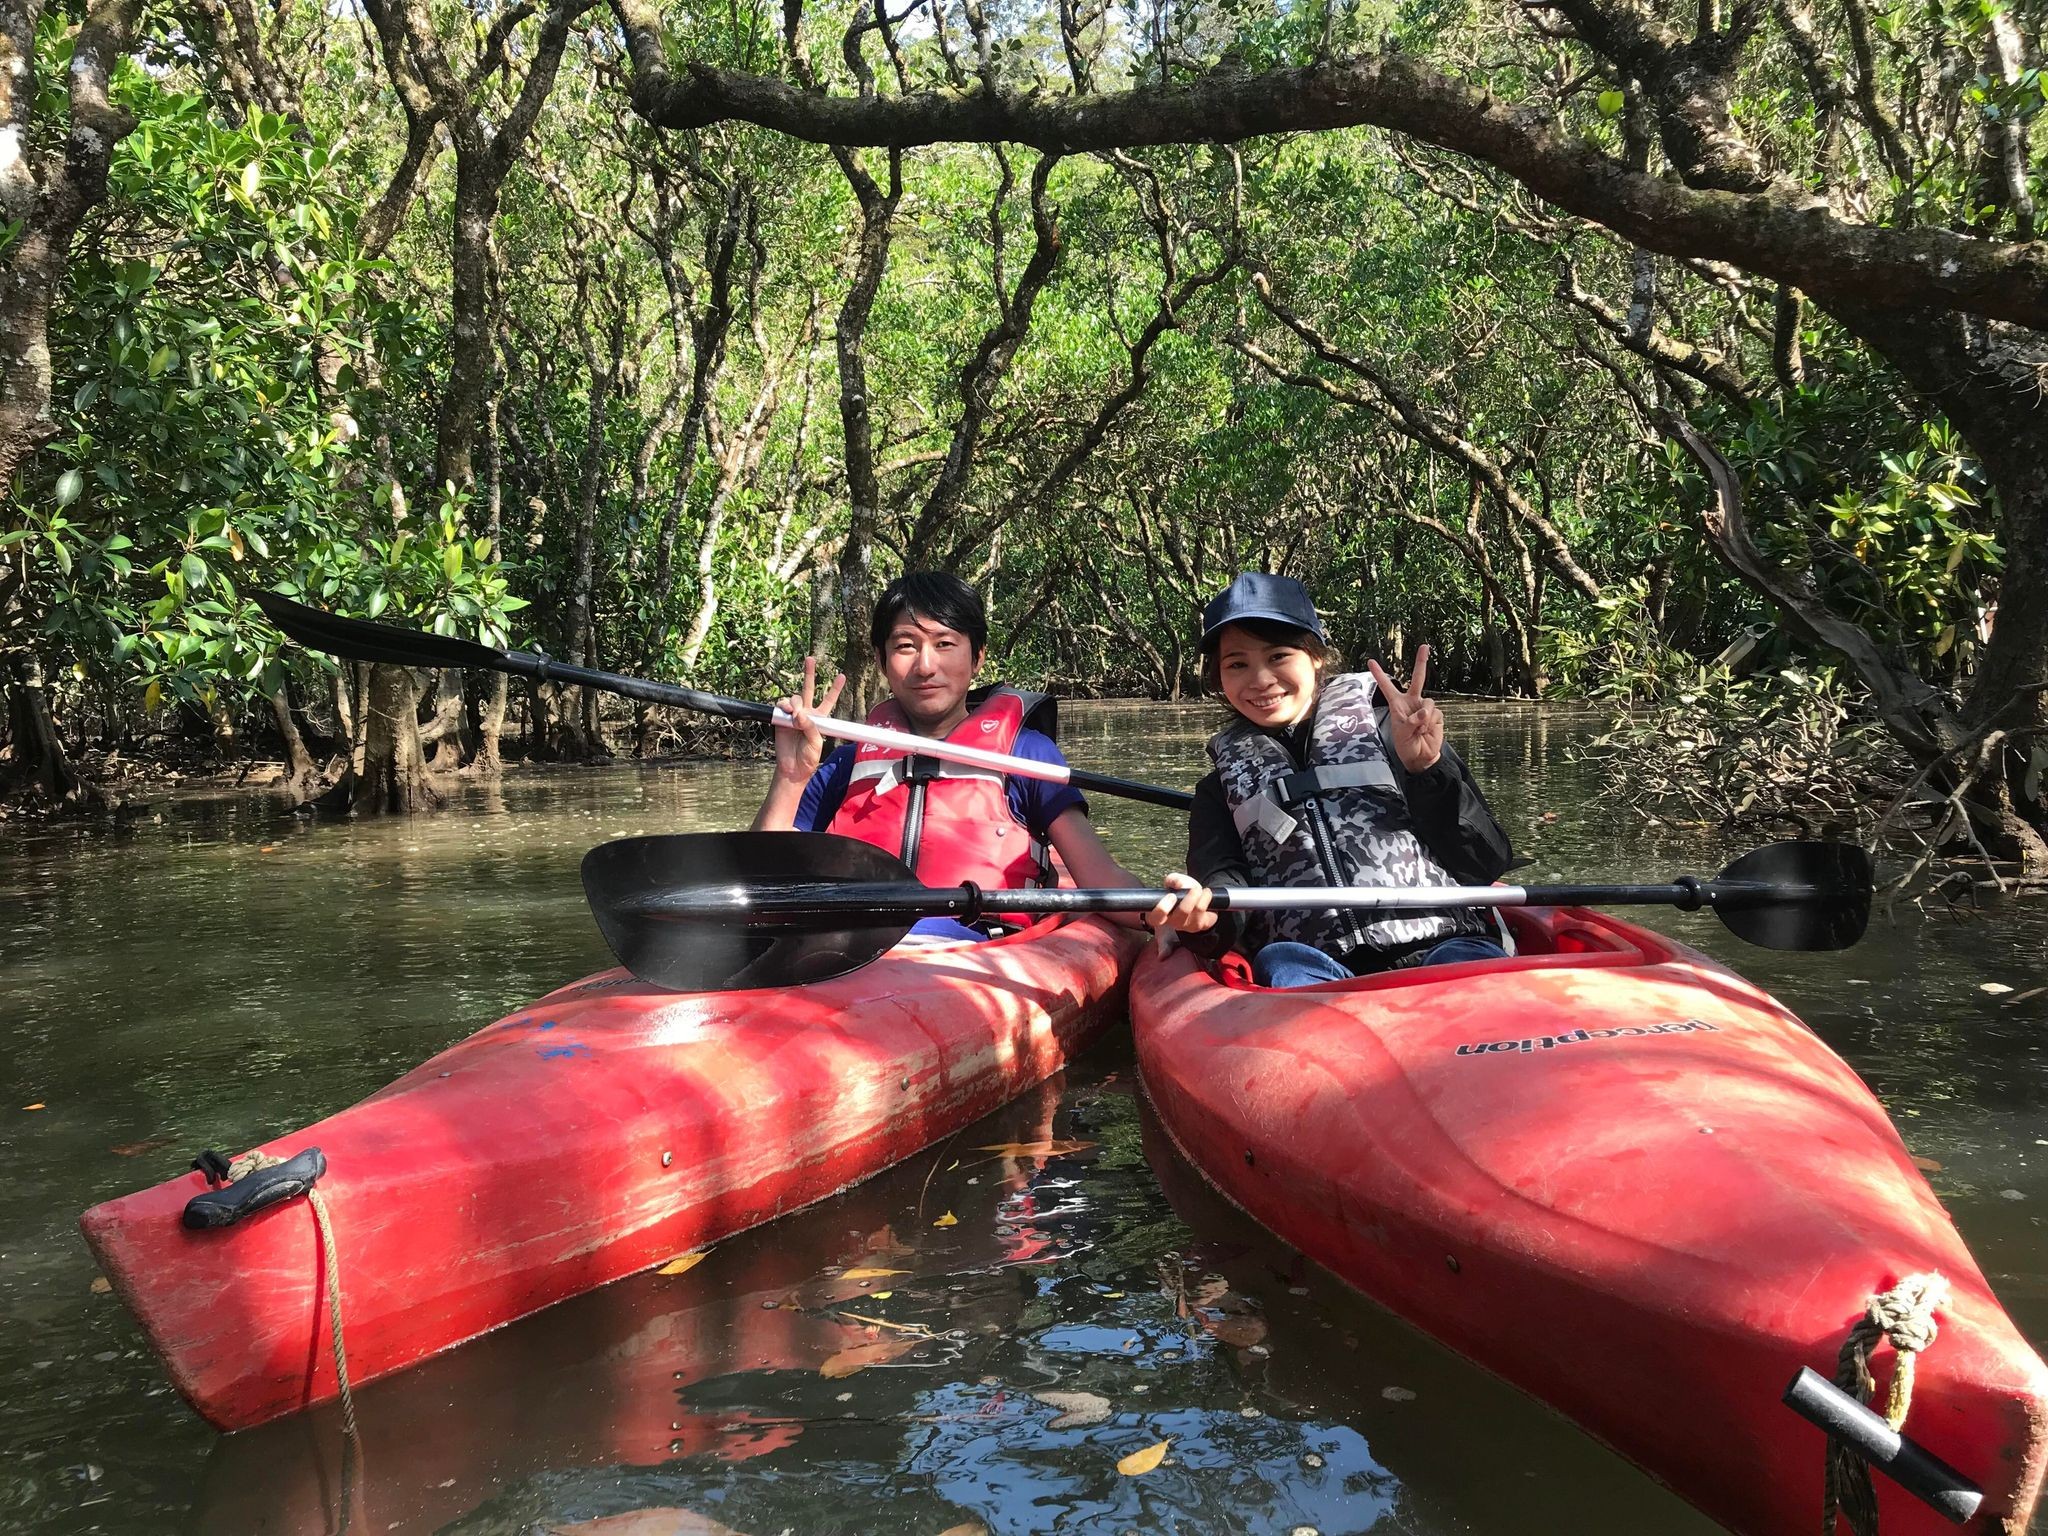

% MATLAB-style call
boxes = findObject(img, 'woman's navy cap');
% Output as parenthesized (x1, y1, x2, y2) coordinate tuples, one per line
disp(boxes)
(1200, 573, 1325, 647)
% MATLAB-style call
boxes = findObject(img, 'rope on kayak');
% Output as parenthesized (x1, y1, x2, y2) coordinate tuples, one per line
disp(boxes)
(226, 1150, 359, 1441)
(1821, 1270, 1950, 1536)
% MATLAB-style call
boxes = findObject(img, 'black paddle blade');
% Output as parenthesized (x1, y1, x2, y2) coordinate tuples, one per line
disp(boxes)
(252, 591, 512, 672)
(582, 832, 920, 992)
(1711, 840, 1873, 951)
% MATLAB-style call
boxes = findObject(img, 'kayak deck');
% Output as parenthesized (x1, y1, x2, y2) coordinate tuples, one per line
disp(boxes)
(1132, 907, 2048, 1536)
(82, 915, 1138, 1431)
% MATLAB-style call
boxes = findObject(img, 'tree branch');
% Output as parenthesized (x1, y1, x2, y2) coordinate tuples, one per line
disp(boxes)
(607, 43, 2048, 326)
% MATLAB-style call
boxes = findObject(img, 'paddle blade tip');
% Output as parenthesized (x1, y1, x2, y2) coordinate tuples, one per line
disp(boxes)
(581, 832, 918, 992)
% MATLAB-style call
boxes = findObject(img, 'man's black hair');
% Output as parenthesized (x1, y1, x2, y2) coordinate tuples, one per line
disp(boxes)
(870, 571, 989, 653)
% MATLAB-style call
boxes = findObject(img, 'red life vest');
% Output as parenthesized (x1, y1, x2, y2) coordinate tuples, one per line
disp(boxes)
(826, 687, 1050, 892)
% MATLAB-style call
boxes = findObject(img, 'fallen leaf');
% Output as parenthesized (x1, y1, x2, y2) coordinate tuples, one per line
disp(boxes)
(110, 1136, 173, 1157)
(1203, 1313, 1269, 1350)
(544, 1509, 752, 1536)
(1911, 1155, 1944, 1173)
(1382, 1386, 1417, 1402)
(869, 1291, 893, 1300)
(656, 1251, 708, 1276)
(932, 1212, 958, 1227)
(259, 844, 278, 853)
(973, 1140, 1097, 1158)
(840, 1267, 908, 1281)
(23, 1104, 45, 1111)
(1034, 1390, 1111, 1430)
(861, 1225, 915, 1257)
(1117, 1439, 1169, 1476)
(821, 1336, 918, 1378)
(89, 1277, 111, 1295)
(1980, 982, 2015, 995)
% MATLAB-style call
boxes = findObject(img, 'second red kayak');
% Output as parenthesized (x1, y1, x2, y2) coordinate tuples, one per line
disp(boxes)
(1131, 906, 2048, 1536)
(82, 915, 1139, 1431)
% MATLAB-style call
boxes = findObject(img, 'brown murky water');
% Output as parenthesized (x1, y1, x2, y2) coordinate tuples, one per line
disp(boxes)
(3, 701, 2044, 1534)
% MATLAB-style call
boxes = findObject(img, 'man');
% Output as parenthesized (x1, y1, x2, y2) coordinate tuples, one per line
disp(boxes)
(754, 571, 1140, 937)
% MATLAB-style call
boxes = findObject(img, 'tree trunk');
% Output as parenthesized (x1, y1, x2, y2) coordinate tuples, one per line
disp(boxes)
(418, 667, 473, 764)
(351, 664, 443, 814)
(3, 654, 101, 810)
(471, 674, 508, 775)
(0, 0, 143, 492)
(472, 390, 508, 776)
(267, 685, 321, 796)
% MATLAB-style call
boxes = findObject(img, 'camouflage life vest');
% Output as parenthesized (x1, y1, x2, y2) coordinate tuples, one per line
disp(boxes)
(1207, 671, 1492, 960)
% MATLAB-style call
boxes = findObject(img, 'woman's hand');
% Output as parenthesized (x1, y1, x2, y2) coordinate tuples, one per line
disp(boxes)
(1367, 644, 1444, 773)
(1145, 872, 1219, 936)
(772, 655, 846, 783)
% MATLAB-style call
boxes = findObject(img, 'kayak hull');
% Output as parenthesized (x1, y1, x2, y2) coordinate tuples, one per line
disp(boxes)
(82, 916, 1138, 1431)
(1130, 908, 2048, 1536)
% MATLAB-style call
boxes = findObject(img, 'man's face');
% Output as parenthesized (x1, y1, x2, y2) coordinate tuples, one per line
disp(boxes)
(878, 610, 982, 732)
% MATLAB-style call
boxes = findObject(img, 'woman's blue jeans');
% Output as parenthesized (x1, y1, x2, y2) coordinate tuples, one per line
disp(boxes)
(1251, 936, 1507, 989)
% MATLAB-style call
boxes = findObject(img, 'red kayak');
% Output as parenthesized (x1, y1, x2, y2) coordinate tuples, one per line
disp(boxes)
(190, 1076, 1074, 1535)
(82, 915, 1138, 1431)
(1131, 906, 2048, 1536)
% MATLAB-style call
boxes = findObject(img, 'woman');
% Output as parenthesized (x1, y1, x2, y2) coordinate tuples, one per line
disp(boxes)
(1147, 572, 1515, 987)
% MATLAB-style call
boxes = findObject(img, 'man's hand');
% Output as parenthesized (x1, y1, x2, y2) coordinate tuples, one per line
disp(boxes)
(771, 655, 847, 784)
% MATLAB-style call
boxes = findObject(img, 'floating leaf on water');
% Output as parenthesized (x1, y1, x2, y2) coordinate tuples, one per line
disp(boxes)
(1034, 1390, 1112, 1430)
(1911, 1156, 1944, 1172)
(1204, 1314, 1269, 1350)
(22, 1104, 45, 1112)
(89, 1277, 111, 1295)
(1116, 1439, 1169, 1476)
(1382, 1386, 1417, 1402)
(1981, 982, 2015, 995)
(2000, 1189, 2027, 1201)
(821, 1336, 917, 1378)
(840, 1267, 908, 1281)
(972, 1140, 1097, 1158)
(656, 1251, 708, 1277)
(869, 1291, 893, 1300)
(544, 1509, 753, 1536)
(932, 1212, 958, 1227)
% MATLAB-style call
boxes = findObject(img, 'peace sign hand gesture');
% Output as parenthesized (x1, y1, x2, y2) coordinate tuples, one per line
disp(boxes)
(771, 654, 847, 785)
(1366, 644, 1443, 773)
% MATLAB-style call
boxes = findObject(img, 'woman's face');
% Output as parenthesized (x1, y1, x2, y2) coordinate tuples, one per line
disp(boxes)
(1214, 624, 1321, 729)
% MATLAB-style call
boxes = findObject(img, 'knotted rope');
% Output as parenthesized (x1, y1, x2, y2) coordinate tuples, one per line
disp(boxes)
(227, 1150, 358, 1440)
(1822, 1271, 1949, 1536)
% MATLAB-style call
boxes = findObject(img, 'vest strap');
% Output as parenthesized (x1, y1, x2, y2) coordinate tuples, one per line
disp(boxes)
(1230, 791, 1299, 847)
(849, 755, 1005, 797)
(1270, 761, 1398, 807)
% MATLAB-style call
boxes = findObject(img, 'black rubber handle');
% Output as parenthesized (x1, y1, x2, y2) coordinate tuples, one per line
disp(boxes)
(1782, 1367, 1982, 1523)
(182, 1148, 328, 1231)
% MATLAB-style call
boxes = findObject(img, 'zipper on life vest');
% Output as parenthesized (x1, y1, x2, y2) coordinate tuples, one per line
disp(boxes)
(1302, 796, 1370, 954)
(1284, 725, 1369, 955)
(899, 754, 938, 872)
